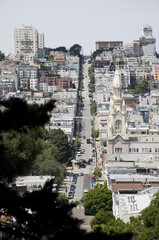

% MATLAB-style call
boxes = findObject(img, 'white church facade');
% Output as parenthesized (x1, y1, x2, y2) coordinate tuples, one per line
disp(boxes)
(107, 69, 130, 154)
(107, 69, 159, 163)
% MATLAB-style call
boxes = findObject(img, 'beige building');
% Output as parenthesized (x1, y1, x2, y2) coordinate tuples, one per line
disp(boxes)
(153, 64, 159, 81)
(14, 24, 44, 59)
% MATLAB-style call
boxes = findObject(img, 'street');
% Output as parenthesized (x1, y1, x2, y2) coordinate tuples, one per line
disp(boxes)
(71, 62, 94, 232)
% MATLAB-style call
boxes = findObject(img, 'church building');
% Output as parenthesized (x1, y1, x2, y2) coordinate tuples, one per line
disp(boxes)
(107, 69, 159, 163)
(107, 69, 129, 154)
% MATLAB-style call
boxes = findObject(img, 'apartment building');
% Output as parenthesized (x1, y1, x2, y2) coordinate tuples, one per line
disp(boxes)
(153, 64, 159, 81)
(39, 75, 73, 90)
(96, 41, 123, 51)
(14, 24, 45, 59)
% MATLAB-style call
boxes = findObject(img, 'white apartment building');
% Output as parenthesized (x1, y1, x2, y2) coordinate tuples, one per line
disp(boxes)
(113, 187, 159, 223)
(14, 24, 45, 59)
(29, 79, 39, 91)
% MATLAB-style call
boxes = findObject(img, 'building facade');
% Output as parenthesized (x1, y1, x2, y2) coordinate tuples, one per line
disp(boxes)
(96, 41, 123, 51)
(14, 25, 45, 59)
(140, 25, 156, 56)
(107, 69, 130, 154)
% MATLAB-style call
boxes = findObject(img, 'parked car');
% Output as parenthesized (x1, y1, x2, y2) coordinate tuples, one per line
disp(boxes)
(68, 191, 74, 199)
(70, 186, 75, 192)
(88, 158, 93, 163)
(84, 188, 89, 193)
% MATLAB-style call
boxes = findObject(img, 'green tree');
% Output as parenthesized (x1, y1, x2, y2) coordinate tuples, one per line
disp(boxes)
(129, 216, 145, 240)
(0, 51, 5, 61)
(69, 44, 82, 56)
(89, 72, 95, 83)
(89, 83, 95, 92)
(0, 128, 44, 181)
(90, 100, 97, 115)
(93, 167, 102, 178)
(54, 46, 68, 52)
(91, 130, 99, 139)
(47, 129, 71, 165)
(32, 142, 64, 185)
(73, 139, 81, 152)
(0, 98, 56, 181)
(101, 218, 132, 237)
(0, 179, 85, 239)
(83, 184, 112, 215)
(91, 210, 115, 230)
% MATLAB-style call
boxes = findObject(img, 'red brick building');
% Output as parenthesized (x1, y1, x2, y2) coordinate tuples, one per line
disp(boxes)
(125, 94, 135, 110)
(39, 73, 73, 90)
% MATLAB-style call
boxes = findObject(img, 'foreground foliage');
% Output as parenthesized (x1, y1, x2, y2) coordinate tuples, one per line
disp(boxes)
(83, 183, 112, 215)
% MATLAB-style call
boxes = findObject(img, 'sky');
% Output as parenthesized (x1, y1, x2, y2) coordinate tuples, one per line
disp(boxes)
(1, 0, 159, 56)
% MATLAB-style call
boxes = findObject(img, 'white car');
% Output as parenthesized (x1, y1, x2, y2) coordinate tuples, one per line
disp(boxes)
(77, 151, 81, 156)
(84, 188, 88, 193)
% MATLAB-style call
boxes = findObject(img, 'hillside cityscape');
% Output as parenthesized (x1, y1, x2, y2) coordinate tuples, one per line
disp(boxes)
(1, 24, 159, 239)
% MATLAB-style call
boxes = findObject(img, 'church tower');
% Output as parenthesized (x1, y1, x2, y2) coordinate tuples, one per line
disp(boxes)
(107, 69, 129, 154)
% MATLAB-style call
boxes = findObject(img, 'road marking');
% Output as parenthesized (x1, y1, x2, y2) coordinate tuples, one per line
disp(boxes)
(69, 199, 81, 203)
(72, 206, 84, 210)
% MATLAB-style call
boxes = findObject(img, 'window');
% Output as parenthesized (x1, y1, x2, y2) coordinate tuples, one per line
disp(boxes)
(115, 120, 122, 133)
(115, 148, 122, 153)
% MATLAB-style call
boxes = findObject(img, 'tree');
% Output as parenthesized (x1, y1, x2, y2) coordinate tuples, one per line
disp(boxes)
(54, 46, 68, 52)
(89, 83, 95, 92)
(101, 218, 132, 238)
(0, 128, 44, 181)
(32, 142, 64, 185)
(47, 129, 71, 165)
(73, 139, 81, 152)
(0, 98, 88, 239)
(89, 72, 95, 83)
(129, 216, 145, 240)
(90, 100, 97, 115)
(69, 44, 82, 56)
(0, 179, 85, 239)
(91, 210, 115, 230)
(93, 167, 102, 179)
(0, 98, 56, 181)
(83, 184, 112, 215)
(0, 51, 5, 61)
(91, 130, 99, 139)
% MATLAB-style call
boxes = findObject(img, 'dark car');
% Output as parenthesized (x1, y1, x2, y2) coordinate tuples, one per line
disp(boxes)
(68, 191, 74, 199)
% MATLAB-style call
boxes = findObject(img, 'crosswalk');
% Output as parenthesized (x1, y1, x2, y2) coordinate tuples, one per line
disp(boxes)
(73, 206, 84, 210)
(69, 199, 84, 209)
(69, 199, 81, 203)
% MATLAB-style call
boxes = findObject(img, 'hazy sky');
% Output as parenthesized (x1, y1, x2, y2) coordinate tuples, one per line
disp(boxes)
(1, 0, 159, 55)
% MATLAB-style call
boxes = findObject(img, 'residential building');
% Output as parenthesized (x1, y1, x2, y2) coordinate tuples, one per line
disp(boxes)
(125, 94, 135, 110)
(113, 187, 159, 223)
(39, 74, 73, 90)
(14, 24, 45, 60)
(140, 25, 156, 56)
(153, 63, 159, 81)
(96, 41, 123, 51)
(29, 78, 39, 90)
(132, 40, 140, 57)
